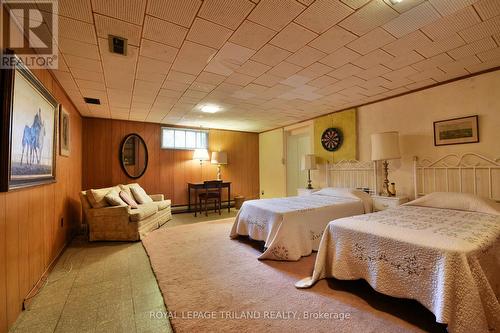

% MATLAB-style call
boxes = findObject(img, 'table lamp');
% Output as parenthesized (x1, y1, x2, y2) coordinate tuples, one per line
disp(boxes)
(301, 154, 317, 189)
(371, 132, 401, 197)
(211, 151, 227, 180)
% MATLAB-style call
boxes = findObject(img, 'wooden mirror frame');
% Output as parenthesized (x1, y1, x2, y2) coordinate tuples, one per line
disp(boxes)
(119, 133, 148, 179)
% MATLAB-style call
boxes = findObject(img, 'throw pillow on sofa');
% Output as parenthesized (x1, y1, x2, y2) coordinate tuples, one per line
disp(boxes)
(130, 185, 153, 204)
(88, 186, 120, 208)
(119, 191, 138, 209)
(105, 189, 127, 206)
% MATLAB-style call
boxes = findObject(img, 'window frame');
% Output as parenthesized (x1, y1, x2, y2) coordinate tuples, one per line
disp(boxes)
(160, 127, 209, 150)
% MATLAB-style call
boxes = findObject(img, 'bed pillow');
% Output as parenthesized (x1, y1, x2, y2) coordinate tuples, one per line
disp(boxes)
(405, 192, 500, 215)
(313, 188, 373, 213)
(105, 189, 127, 207)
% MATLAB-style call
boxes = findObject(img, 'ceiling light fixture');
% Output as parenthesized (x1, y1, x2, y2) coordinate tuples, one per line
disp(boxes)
(389, 0, 403, 4)
(201, 105, 220, 113)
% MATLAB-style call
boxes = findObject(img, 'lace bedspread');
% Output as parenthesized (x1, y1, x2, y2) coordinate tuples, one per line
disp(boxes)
(297, 206, 500, 333)
(230, 194, 367, 261)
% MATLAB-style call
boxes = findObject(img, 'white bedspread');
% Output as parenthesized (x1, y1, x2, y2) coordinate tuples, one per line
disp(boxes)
(296, 205, 500, 333)
(230, 194, 367, 261)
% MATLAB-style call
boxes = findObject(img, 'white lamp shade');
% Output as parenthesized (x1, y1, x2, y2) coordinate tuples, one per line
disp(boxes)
(193, 148, 209, 161)
(371, 132, 401, 161)
(211, 151, 227, 165)
(301, 154, 318, 171)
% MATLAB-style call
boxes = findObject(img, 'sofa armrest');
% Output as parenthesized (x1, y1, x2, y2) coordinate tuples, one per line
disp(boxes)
(87, 205, 130, 218)
(149, 194, 164, 202)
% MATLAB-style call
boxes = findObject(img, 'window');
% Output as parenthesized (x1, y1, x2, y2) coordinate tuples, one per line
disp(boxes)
(161, 127, 208, 150)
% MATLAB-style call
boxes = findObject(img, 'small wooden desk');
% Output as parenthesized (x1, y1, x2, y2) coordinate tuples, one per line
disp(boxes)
(187, 181, 231, 215)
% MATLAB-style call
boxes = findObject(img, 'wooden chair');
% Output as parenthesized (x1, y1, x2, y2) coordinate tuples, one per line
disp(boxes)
(197, 180, 223, 217)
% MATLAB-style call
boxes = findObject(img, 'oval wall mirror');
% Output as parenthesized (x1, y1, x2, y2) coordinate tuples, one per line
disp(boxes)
(120, 133, 148, 179)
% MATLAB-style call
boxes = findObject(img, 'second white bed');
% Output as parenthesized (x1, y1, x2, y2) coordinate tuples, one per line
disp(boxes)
(230, 188, 372, 261)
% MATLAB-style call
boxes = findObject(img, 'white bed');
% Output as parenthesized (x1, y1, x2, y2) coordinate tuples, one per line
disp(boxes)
(230, 160, 377, 261)
(296, 153, 500, 333)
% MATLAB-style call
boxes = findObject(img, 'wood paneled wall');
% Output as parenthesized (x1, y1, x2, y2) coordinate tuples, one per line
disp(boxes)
(82, 118, 259, 206)
(0, 67, 83, 332)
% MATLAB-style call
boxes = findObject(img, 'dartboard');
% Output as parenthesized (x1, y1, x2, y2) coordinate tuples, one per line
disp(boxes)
(321, 128, 343, 152)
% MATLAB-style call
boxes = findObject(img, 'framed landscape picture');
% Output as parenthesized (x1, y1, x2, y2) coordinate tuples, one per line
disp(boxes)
(60, 106, 70, 157)
(0, 51, 58, 191)
(434, 115, 479, 146)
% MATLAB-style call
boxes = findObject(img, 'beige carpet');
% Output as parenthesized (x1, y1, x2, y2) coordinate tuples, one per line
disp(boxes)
(142, 218, 447, 333)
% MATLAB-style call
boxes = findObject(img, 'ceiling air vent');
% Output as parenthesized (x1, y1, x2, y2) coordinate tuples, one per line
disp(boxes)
(84, 97, 101, 105)
(109, 35, 127, 55)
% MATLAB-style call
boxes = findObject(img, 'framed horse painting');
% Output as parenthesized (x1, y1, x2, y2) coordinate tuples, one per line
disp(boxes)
(0, 51, 58, 191)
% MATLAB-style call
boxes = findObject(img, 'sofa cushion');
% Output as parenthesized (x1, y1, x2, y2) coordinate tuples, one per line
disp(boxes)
(156, 199, 171, 211)
(130, 185, 153, 204)
(105, 189, 127, 206)
(129, 203, 158, 222)
(88, 186, 120, 208)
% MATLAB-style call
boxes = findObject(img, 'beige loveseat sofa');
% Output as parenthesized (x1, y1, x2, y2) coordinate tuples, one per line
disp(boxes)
(80, 184, 172, 241)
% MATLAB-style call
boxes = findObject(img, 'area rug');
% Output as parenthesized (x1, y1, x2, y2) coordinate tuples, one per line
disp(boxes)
(142, 218, 446, 333)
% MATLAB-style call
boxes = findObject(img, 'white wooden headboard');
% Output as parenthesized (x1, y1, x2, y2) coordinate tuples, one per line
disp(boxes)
(326, 160, 377, 194)
(413, 153, 500, 201)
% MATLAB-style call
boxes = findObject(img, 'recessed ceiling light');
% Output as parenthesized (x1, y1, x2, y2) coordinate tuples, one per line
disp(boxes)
(201, 105, 220, 113)
(389, 0, 403, 4)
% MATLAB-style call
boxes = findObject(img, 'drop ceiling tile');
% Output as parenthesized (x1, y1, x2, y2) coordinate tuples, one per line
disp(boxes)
(143, 15, 188, 48)
(286, 46, 327, 68)
(382, 30, 432, 56)
(99, 37, 138, 90)
(421, 7, 481, 41)
(416, 34, 466, 58)
(183, 89, 208, 99)
(384, 51, 424, 70)
(328, 63, 363, 79)
(197, 71, 228, 85)
(134, 80, 162, 96)
(339, 0, 398, 36)
(408, 68, 446, 82)
(58, 0, 93, 23)
(158, 89, 183, 98)
(172, 41, 217, 75)
(448, 37, 497, 60)
(94, 14, 142, 47)
(58, 38, 99, 60)
(412, 53, 455, 71)
(340, 0, 370, 9)
(359, 76, 392, 89)
(383, 66, 419, 81)
(320, 47, 361, 69)
(298, 62, 334, 79)
(280, 75, 313, 87)
(270, 23, 318, 52)
(385, 0, 425, 13)
(477, 47, 500, 62)
(225, 73, 255, 86)
(187, 18, 233, 49)
(198, 0, 255, 29)
(294, 0, 353, 34)
(383, 2, 440, 38)
(267, 62, 303, 78)
(248, 0, 305, 31)
(308, 26, 357, 54)
(166, 71, 197, 84)
(92, 0, 147, 25)
(58, 16, 96, 44)
(233, 60, 270, 77)
(346, 28, 396, 55)
(136, 71, 166, 84)
(355, 64, 391, 80)
(205, 42, 255, 76)
(428, 0, 477, 17)
(381, 77, 414, 90)
(76, 79, 106, 91)
(162, 81, 191, 92)
(65, 55, 102, 72)
(465, 57, 500, 73)
(140, 39, 178, 63)
(439, 55, 481, 73)
(137, 55, 171, 75)
(253, 73, 283, 87)
(352, 49, 393, 69)
(229, 21, 276, 50)
(307, 75, 339, 88)
(474, 0, 500, 20)
(251, 44, 292, 66)
(70, 68, 105, 82)
(494, 33, 500, 45)
(459, 16, 500, 43)
(147, 0, 201, 28)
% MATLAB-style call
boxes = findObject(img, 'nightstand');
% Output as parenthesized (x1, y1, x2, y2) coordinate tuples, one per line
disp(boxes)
(297, 188, 319, 196)
(372, 195, 409, 211)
